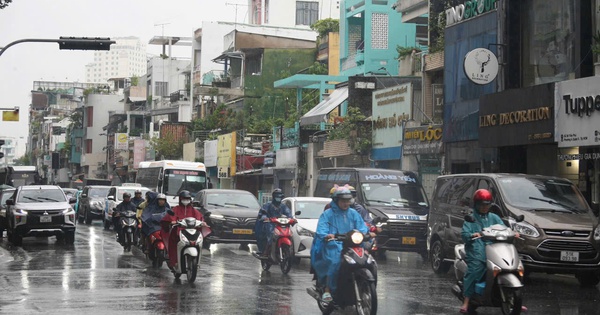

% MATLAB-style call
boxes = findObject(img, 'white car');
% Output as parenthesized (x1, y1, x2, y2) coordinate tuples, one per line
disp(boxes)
(282, 197, 331, 260)
(103, 185, 149, 230)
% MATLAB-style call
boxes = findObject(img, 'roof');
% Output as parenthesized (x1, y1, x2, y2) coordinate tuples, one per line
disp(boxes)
(19, 185, 61, 190)
(300, 86, 348, 126)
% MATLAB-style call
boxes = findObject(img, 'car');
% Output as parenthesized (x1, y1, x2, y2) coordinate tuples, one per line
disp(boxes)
(103, 184, 150, 230)
(428, 173, 600, 286)
(194, 189, 261, 247)
(78, 185, 111, 225)
(0, 187, 16, 237)
(5, 185, 77, 246)
(62, 188, 79, 200)
(282, 197, 331, 260)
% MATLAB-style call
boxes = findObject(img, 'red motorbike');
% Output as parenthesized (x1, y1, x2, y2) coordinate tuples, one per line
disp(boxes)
(147, 230, 167, 268)
(252, 216, 297, 274)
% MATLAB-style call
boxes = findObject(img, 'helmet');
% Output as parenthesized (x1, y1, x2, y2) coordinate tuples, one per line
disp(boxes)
(473, 189, 493, 205)
(272, 188, 284, 199)
(179, 190, 192, 199)
(156, 193, 166, 200)
(347, 185, 357, 198)
(329, 186, 337, 197)
(123, 192, 131, 199)
(135, 189, 142, 194)
(332, 187, 353, 202)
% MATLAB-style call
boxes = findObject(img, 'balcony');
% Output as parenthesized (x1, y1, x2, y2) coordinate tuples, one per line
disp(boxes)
(170, 89, 190, 103)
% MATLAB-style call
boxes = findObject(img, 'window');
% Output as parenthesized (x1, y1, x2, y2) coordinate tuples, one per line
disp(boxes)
(86, 107, 94, 127)
(155, 82, 169, 97)
(85, 139, 92, 154)
(296, 1, 318, 26)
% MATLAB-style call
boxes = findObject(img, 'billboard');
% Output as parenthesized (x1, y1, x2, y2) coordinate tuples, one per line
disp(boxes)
(217, 132, 236, 178)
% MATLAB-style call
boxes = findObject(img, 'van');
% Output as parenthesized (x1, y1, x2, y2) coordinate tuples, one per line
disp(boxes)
(428, 173, 600, 286)
(314, 168, 430, 257)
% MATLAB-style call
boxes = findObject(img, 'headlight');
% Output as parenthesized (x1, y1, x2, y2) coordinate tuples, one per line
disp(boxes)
(180, 232, 189, 244)
(513, 221, 540, 238)
(62, 208, 75, 215)
(343, 254, 357, 264)
(350, 232, 364, 244)
(15, 209, 28, 215)
(210, 214, 225, 220)
(297, 226, 315, 237)
(593, 226, 600, 241)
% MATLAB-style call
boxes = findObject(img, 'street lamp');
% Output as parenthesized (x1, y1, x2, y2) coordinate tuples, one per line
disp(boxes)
(0, 37, 115, 57)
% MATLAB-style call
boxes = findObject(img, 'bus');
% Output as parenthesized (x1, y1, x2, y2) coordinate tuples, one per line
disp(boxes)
(0, 166, 40, 188)
(136, 160, 211, 205)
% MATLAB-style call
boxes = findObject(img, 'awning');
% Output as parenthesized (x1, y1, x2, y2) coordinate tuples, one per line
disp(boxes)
(300, 87, 348, 126)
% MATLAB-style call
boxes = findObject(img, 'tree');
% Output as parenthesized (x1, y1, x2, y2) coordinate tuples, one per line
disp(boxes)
(0, 0, 13, 9)
(328, 107, 372, 154)
(310, 18, 339, 38)
(150, 132, 185, 160)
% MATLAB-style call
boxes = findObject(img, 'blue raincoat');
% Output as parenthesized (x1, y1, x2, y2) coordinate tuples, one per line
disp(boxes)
(141, 192, 171, 236)
(461, 210, 505, 298)
(310, 203, 368, 293)
(254, 201, 292, 253)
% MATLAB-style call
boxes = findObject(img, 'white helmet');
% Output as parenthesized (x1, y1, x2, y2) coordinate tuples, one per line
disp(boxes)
(157, 193, 167, 200)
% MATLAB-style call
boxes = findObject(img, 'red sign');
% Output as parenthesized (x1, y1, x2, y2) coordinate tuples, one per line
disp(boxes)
(171, 170, 200, 176)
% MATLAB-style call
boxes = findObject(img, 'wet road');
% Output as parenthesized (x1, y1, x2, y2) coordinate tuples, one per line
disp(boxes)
(0, 223, 598, 315)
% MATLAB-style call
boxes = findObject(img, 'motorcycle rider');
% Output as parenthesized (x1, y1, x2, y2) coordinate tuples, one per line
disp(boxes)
(323, 186, 338, 210)
(113, 192, 137, 244)
(459, 189, 525, 313)
(141, 193, 170, 253)
(254, 188, 292, 258)
(311, 186, 369, 303)
(131, 189, 145, 208)
(161, 190, 207, 269)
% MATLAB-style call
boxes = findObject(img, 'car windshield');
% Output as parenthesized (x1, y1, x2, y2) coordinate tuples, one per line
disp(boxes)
(206, 193, 260, 209)
(1, 190, 15, 206)
(89, 188, 109, 198)
(117, 188, 148, 201)
(362, 183, 429, 207)
(295, 200, 329, 219)
(18, 189, 67, 203)
(163, 169, 207, 196)
(498, 177, 589, 213)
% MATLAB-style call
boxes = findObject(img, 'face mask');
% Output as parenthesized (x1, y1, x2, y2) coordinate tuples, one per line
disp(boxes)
(181, 199, 191, 206)
(273, 197, 282, 203)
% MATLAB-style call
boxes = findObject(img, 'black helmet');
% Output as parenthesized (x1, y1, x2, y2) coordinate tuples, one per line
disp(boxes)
(272, 188, 284, 199)
(123, 192, 131, 199)
(179, 190, 192, 199)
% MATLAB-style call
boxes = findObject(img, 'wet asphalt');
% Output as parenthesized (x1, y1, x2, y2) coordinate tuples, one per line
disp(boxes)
(0, 223, 598, 315)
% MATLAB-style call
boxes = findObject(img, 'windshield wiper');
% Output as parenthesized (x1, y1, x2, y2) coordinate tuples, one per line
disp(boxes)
(224, 202, 249, 208)
(22, 196, 41, 202)
(37, 197, 61, 202)
(207, 202, 224, 207)
(528, 196, 580, 213)
(366, 199, 391, 205)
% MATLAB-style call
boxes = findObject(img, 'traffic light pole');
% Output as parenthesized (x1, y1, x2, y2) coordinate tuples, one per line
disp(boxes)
(0, 37, 115, 57)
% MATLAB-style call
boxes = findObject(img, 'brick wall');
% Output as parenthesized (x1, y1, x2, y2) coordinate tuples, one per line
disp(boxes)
(318, 139, 353, 158)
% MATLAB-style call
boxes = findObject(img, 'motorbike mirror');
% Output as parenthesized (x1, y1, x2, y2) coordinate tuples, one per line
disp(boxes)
(167, 209, 175, 216)
(204, 211, 211, 217)
(107, 196, 115, 201)
(192, 200, 201, 207)
(5, 199, 14, 206)
(69, 197, 77, 204)
(489, 203, 503, 217)
(515, 214, 525, 223)
(295, 210, 301, 216)
(464, 214, 476, 223)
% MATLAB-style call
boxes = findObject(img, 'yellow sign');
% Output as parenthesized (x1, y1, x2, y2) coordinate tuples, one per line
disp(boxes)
(114, 133, 128, 150)
(217, 131, 237, 177)
(2, 111, 19, 121)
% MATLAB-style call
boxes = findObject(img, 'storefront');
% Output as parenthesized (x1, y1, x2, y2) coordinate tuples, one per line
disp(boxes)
(403, 124, 443, 198)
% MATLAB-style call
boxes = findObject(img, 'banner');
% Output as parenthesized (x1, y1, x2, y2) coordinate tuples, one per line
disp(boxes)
(114, 133, 128, 150)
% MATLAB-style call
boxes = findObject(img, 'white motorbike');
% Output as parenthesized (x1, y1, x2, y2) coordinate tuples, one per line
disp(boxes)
(167, 216, 211, 283)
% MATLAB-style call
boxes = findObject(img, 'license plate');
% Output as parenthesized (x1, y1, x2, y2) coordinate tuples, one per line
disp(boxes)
(560, 251, 579, 262)
(233, 229, 253, 235)
(402, 237, 416, 245)
(40, 216, 52, 223)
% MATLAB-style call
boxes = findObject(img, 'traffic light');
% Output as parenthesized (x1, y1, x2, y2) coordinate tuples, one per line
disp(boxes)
(0, 139, 4, 159)
(58, 37, 115, 51)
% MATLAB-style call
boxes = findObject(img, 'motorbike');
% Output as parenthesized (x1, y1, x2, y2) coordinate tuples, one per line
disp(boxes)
(167, 216, 211, 283)
(115, 210, 138, 252)
(451, 214, 525, 315)
(252, 215, 297, 274)
(307, 230, 378, 315)
(147, 229, 167, 268)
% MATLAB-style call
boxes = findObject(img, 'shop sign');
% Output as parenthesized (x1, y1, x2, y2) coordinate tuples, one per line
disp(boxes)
(446, 0, 498, 27)
(555, 77, 600, 148)
(114, 133, 128, 150)
(557, 152, 600, 161)
(217, 132, 236, 177)
(403, 125, 443, 155)
(432, 84, 444, 121)
(203, 140, 218, 167)
(372, 83, 412, 150)
(479, 106, 552, 127)
(464, 48, 498, 85)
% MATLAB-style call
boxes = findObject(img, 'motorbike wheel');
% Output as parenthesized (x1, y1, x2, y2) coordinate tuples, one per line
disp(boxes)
(280, 244, 292, 274)
(103, 219, 111, 230)
(185, 254, 198, 283)
(430, 239, 451, 274)
(500, 288, 522, 315)
(355, 278, 377, 315)
(318, 300, 334, 315)
(152, 250, 164, 269)
(84, 210, 93, 225)
(125, 231, 133, 252)
(77, 211, 84, 224)
(261, 260, 272, 271)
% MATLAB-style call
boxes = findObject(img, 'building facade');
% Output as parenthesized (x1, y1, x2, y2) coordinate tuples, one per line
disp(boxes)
(85, 37, 147, 84)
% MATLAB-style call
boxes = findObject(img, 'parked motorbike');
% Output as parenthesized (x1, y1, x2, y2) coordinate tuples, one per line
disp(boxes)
(307, 230, 378, 315)
(451, 214, 525, 315)
(252, 215, 297, 274)
(147, 229, 167, 268)
(167, 215, 211, 283)
(115, 210, 138, 252)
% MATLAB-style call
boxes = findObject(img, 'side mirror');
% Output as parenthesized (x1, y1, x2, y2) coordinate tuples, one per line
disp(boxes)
(107, 196, 115, 201)
(295, 210, 301, 216)
(81, 194, 87, 198)
(205, 211, 211, 217)
(592, 202, 599, 217)
(515, 214, 525, 222)
(464, 214, 476, 223)
(192, 201, 201, 207)
(69, 197, 77, 204)
(208, 182, 213, 189)
(6, 199, 14, 206)
(167, 209, 175, 216)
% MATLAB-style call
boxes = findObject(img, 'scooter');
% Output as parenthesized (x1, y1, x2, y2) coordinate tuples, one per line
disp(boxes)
(307, 230, 378, 315)
(451, 215, 525, 315)
(115, 210, 138, 252)
(167, 215, 211, 283)
(147, 229, 167, 268)
(252, 215, 297, 274)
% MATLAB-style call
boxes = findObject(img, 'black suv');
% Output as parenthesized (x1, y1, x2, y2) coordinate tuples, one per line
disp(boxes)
(78, 185, 110, 224)
(194, 189, 260, 247)
(6, 185, 77, 246)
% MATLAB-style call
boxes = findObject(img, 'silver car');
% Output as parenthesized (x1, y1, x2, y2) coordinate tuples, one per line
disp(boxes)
(282, 197, 331, 261)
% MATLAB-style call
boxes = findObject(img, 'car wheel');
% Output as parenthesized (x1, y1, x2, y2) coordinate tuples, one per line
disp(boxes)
(0, 228, 4, 238)
(85, 209, 93, 225)
(64, 231, 75, 245)
(77, 209, 85, 224)
(11, 233, 22, 246)
(103, 218, 111, 230)
(576, 272, 600, 287)
(431, 239, 451, 274)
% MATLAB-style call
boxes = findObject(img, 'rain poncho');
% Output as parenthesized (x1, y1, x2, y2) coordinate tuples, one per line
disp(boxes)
(254, 202, 292, 253)
(461, 209, 505, 298)
(310, 203, 368, 293)
(161, 204, 206, 268)
(141, 193, 170, 236)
